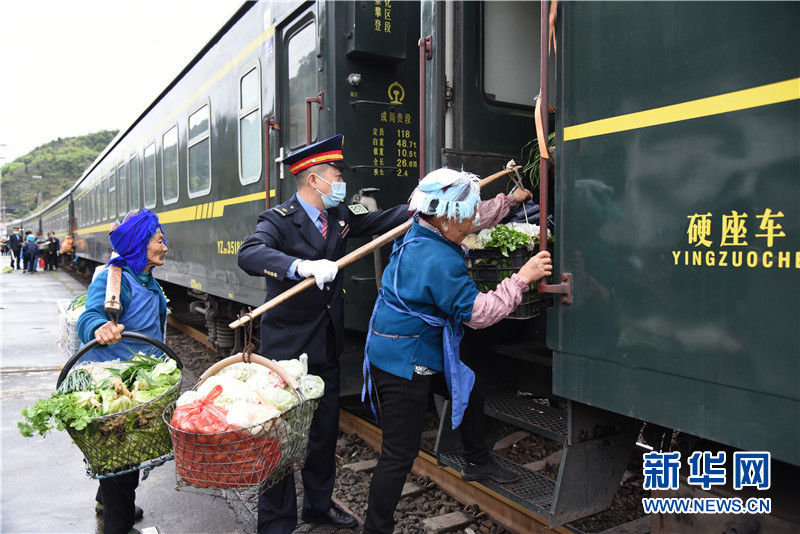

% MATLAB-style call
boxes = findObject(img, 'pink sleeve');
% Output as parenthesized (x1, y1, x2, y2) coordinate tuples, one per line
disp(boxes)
(464, 274, 529, 329)
(473, 193, 517, 232)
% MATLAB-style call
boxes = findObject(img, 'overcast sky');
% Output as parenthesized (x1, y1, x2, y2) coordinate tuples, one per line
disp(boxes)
(0, 0, 242, 164)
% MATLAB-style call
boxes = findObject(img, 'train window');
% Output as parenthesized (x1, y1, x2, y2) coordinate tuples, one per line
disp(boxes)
(239, 64, 261, 185)
(101, 175, 109, 221)
(287, 22, 317, 149)
(482, 2, 539, 107)
(118, 162, 128, 216)
(188, 103, 211, 198)
(162, 126, 179, 205)
(144, 143, 157, 209)
(129, 155, 140, 210)
(107, 170, 116, 220)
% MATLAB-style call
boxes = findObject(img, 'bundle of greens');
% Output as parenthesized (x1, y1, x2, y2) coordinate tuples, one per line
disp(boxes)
(18, 354, 181, 438)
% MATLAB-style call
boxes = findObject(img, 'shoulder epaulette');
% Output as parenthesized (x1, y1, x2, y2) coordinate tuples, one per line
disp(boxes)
(273, 203, 299, 217)
(348, 203, 369, 215)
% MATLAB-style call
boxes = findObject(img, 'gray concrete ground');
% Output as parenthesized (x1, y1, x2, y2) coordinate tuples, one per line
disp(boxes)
(1, 267, 251, 533)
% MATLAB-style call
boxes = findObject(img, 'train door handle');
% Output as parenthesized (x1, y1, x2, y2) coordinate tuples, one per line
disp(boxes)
(305, 92, 324, 146)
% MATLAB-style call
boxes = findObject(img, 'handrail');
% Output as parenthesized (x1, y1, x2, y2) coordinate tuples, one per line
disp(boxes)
(305, 92, 323, 146)
(536, 0, 572, 304)
(418, 36, 432, 180)
(264, 116, 279, 210)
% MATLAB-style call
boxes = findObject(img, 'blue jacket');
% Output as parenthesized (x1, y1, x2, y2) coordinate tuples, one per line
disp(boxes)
(367, 221, 479, 379)
(77, 265, 168, 362)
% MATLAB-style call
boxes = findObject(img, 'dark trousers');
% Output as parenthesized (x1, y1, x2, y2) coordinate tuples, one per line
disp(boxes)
(363, 365, 490, 534)
(10, 250, 20, 269)
(96, 471, 140, 534)
(46, 252, 58, 269)
(257, 357, 341, 534)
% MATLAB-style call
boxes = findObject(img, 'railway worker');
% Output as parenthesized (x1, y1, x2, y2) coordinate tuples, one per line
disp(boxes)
(361, 168, 553, 534)
(45, 231, 59, 270)
(7, 226, 22, 270)
(76, 209, 169, 534)
(237, 134, 410, 533)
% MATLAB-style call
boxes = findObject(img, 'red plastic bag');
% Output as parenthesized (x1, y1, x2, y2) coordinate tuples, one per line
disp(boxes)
(171, 385, 235, 434)
(39, 257, 45, 268)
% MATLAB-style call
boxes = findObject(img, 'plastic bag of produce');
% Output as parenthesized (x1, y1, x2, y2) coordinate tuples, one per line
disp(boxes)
(171, 385, 234, 434)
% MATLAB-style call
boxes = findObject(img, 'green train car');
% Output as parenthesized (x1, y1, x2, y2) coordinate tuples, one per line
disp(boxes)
(30, 1, 797, 530)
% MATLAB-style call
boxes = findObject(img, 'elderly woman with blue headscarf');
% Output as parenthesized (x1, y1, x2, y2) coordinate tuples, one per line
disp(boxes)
(362, 168, 552, 534)
(76, 209, 168, 534)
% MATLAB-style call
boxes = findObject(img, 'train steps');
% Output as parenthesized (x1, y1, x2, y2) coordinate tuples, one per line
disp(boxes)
(483, 392, 567, 443)
(436, 450, 558, 521)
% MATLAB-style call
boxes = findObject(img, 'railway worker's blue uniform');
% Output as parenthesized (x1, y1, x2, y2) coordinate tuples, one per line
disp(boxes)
(238, 134, 409, 533)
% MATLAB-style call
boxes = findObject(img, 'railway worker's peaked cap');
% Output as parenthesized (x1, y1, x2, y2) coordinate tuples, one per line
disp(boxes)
(283, 134, 347, 175)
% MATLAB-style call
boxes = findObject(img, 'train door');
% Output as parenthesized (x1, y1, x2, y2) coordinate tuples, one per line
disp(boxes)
(275, 6, 319, 203)
(274, 1, 421, 333)
(439, 1, 546, 186)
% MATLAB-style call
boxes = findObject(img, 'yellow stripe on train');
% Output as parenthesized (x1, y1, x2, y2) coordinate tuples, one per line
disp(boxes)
(564, 77, 800, 142)
(75, 190, 268, 234)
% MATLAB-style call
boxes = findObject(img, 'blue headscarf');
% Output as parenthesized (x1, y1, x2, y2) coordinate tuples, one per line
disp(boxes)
(107, 210, 167, 273)
(26, 234, 35, 242)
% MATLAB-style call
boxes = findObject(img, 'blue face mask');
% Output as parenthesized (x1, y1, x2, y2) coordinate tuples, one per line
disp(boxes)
(315, 175, 347, 209)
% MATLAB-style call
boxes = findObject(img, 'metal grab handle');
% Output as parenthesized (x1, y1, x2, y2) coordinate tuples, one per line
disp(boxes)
(305, 92, 323, 146)
(536, 0, 572, 304)
(418, 36, 432, 180)
(57, 332, 183, 388)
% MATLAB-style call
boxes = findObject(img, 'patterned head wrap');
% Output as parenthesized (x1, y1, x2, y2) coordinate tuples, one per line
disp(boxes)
(408, 168, 481, 222)
(107, 210, 167, 273)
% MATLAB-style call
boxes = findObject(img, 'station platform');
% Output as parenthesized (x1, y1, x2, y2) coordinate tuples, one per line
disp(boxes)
(0, 267, 253, 533)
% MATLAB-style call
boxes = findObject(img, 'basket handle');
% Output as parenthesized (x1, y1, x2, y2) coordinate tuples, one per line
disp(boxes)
(198, 353, 300, 391)
(57, 332, 183, 388)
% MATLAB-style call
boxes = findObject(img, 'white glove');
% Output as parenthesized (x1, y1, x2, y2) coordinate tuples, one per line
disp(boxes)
(296, 259, 338, 289)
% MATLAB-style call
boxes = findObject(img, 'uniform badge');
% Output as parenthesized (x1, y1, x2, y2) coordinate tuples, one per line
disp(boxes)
(348, 203, 369, 215)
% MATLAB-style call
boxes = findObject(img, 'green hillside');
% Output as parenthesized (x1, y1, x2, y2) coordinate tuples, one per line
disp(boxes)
(1, 130, 118, 219)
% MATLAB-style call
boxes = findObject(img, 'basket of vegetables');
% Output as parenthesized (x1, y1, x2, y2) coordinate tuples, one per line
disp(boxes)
(463, 223, 553, 319)
(18, 332, 183, 478)
(57, 293, 86, 358)
(163, 352, 322, 492)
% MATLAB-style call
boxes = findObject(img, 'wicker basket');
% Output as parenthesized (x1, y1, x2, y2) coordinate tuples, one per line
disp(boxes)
(164, 353, 318, 492)
(57, 332, 183, 478)
(466, 246, 551, 319)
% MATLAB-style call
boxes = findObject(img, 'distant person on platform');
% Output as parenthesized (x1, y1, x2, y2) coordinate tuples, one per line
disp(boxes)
(45, 231, 59, 270)
(238, 134, 410, 533)
(61, 234, 75, 266)
(8, 226, 22, 270)
(22, 234, 40, 273)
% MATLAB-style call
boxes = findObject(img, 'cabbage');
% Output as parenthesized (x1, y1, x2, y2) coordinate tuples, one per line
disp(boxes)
(196, 375, 251, 407)
(150, 359, 180, 388)
(99, 389, 137, 415)
(133, 386, 170, 404)
(252, 386, 298, 413)
(277, 354, 308, 381)
(298, 374, 325, 400)
(226, 401, 281, 437)
(176, 390, 203, 407)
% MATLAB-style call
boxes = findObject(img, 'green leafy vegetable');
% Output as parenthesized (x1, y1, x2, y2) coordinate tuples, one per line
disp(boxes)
(484, 225, 533, 257)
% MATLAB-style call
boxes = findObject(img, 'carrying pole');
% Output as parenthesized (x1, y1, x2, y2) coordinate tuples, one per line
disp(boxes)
(229, 166, 519, 328)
